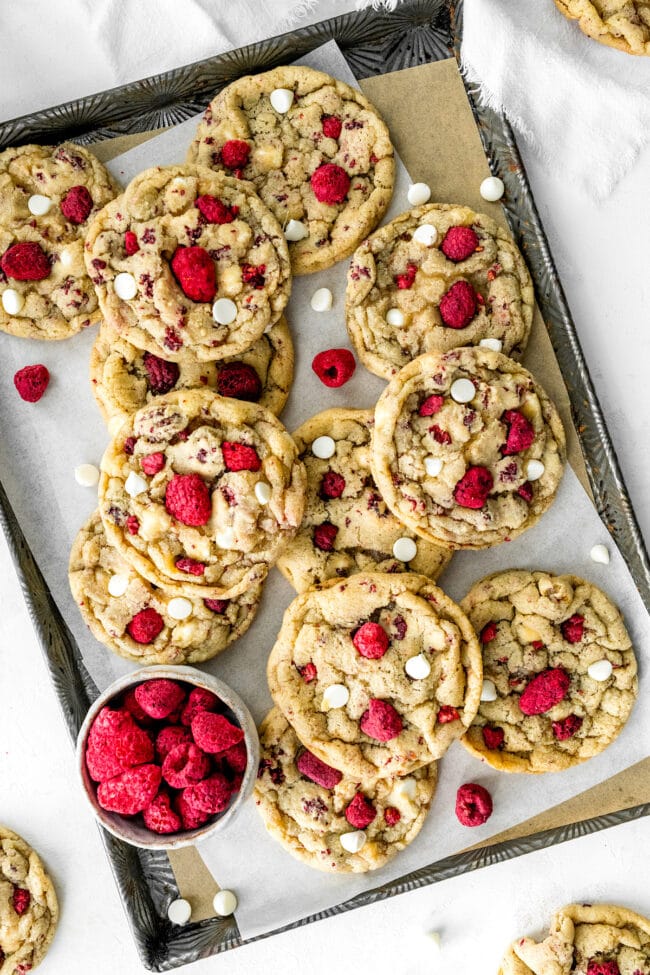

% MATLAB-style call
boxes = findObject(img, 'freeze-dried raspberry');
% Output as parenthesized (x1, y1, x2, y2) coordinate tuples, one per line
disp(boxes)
(453, 466, 493, 509)
(437, 706, 460, 724)
(241, 263, 266, 289)
(162, 742, 211, 789)
(384, 807, 401, 827)
(141, 452, 165, 475)
(222, 441, 261, 472)
(126, 515, 139, 535)
(175, 557, 205, 575)
(191, 711, 244, 754)
(395, 263, 417, 290)
(13, 364, 50, 402)
(170, 246, 217, 302)
(322, 115, 342, 139)
(431, 425, 451, 445)
(143, 791, 182, 834)
(1, 241, 50, 280)
(60, 184, 93, 223)
(220, 741, 248, 777)
(314, 522, 338, 551)
(518, 668, 570, 716)
(142, 351, 180, 395)
(12, 888, 30, 915)
(345, 793, 376, 829)
(311, 163, 350, 204)
(220, 140, 250, 170)
(552, 714, 583, 741)
(176, 791, 211, 830)
(123, 436, 137, 455)
(561, 614, 584, 644)
(216, 362, 262, 401)
(85, 707, 146, 781)
(353, 622, 389, 660)
(439, 280, 477, 329)
(312, 348, 356, 388)
(156, 725, 192, 761)
(482, 726, 505, 750)
(165, 473, 212, 526)
(124, 231, 139, 255)
(296, 750, 342, 789)
(126, 607, 164, 645)
(455, 782, 493, 826)
(298, 662, 318, 683)
(419, 395, 444, 417)
(502, 410, 535, 455)
(181, 686, 219, 726)
(135, 679, 186, 719)
(122, 687, 155, 726)
(196, 194, 238, 224)
(517, 481, 534, 503)
(360, 699, 403, 741)
(113, 723, 154, 771)
(586, 961, 620, 975)
(204, 599, 229, 614)
(320, 471, 346, 499)
(183, 773, 232, 814)
(481, 622, 498, 643)
(440, 225, 479, 262)
(97, 764, 162, 815)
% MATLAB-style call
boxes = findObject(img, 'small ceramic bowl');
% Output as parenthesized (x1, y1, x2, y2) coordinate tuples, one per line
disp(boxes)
(76, 664, 259, 850)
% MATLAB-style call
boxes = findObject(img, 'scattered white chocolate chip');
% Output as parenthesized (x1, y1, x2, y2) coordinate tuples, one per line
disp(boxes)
(587, 659, 613, 682)
(124, 471, 148, 497)
(386, 308, 405, 328)
(114, 272, 138, 300)
(108, 415, 125, 437)
(167, 898, 192, 925)
(526, 460, 545, 481)
(480, 679, 497, 702)
(424, 456, 443, 477)
(340, 830, 366, 854)
(216, 526, 237, 549)
(107, 574, 129, 597)
(425, 930, 442, 953)
(212, 298, 237, 325)
(310, 287, 333, 312)
(312, 435, 336, 459)
(284, 219, 308, 241)
(407, 182, 431, 206)
(393, 537, 417, 562)
(393, 777, 417, 800)
(2, 289, 24, 315)
(28, 194, 52, 216)
(480, 176, 505, 202)
(590, 544, 610, 565)
(74, 463, 100, 487)
(413, 223, 438, 246)
(450, 378, 476, 403)
(405, 653, 431, 680)
(479, 337, 503, 352)
(213, 889, 238, 917)
(270, 88, 294, 113)
(322, 684, 349, 709)
(167, 597, 193, 621)
(59, 248, 74, 268)
(254, 481, 272, 505)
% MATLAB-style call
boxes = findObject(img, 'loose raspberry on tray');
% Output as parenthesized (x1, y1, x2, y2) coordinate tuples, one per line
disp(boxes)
(13, 364, 50, 403)
(312, 348, 356, 388)
(455, 782, 493, 827)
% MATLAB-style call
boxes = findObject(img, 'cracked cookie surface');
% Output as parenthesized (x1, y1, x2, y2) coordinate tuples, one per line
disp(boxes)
(0, 825, 58, 973)
(553, 0, 650, 55)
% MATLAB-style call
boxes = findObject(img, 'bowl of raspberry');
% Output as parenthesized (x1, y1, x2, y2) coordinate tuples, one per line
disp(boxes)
(76, 666, 259, 849)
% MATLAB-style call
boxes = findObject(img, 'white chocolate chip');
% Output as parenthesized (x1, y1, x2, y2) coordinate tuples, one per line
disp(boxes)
(310, 287, 333, 312)
(450, 378, 476, 404)
(167, 898, 192, 925)
(393, 777, 417, 800)
(212, 298, 237, 325)
(28, 194, 52, 216)
(114, 272, 137, 300)
(213, 889, 238, 916)
(588, 659, 613, 682)
(425, 931, 442, 953)
(270, 88, 294, 113)
(480, 679, 497, 702)
(108, 415, 125, 437)
(74, 463, 100, 487)
(339, 830, 366, 854)
(322, 684, 349, 709)
(167, 597, 193, 621)
(107, 574, 129, 597)
(479, 337, 503, 352)
(424, 456, 443, 477)
(393, 537, 417, 562)
(480, 176, 505, 202)
(312, 435, 336, 459)
(405, 653, 431, 680)
(590, 544, 610, 565)
(124, 471, 148, 497)
(2, 289, 24, 315)
(254, 481, 272, 505)
(216, 526, 236, 549)
(526, 460, 545, 481)
(284, 219, 308, 241)
(386, 308, 405, 328)
(413, 223, 438, 246)
(407, 182, 431, 206)
(59, 248, 74, 268)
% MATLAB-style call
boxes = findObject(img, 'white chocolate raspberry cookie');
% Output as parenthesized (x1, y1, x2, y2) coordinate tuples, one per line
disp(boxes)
(84, 165, 291, 361)
(98, 389, 306, 600)
(461, 570, 637, 773)
(187, 65, 395, 274)
(0, 825, 58, 973)
(553, 0, 650, 55)
(267, 572, 482, 781)
(346, 203, 534, 379)
(254, 708, 437, 873)
(371, 348, 566, 549)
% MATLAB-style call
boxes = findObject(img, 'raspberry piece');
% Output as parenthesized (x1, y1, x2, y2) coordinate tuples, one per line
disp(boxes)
(12, 888, 30, 915)
(181, 686, 220, 727)
(384, 807, 401, 827)
(175, 557, 205, 575)
(314, 522, 338, 551)
(561, 614, 584, 644)
(220, 741, 248, 777)
(298, 662, 318, 683)
(453, 466, 493, 509)
(320, 471, 346, 499)
(124, 231, 139, 255)
(220, 140, 250, 170)
(216, 362, 262, 401)
(439, 280, 477, 329)
(296, 750, 343, 789)
(176, 791, 211, 830)
(419, 395, 444, 417)
(196, 194, 238, 224)
(455, 782, 493, 827)
(345, 793, 376, 829)
(191, 711, 244, 754)
(312, 348, 356, 388)
(135, 679, 186, 719)
(123, 436, 137, 455)
(60, 185, 93, 223)
(353, 622, 389, 660)
(126, 515, 139, 535)
(518, 668, 570, 716)
(1, 242, 50, 281)
(162, 742, 211, 789)
(322, 115, 342, 139)
(481, 622, 498, 644)
(395, 263, 417, 290)
(122, 687, 154, 725)
(360, 699, 403, 741)
(170, 246, 217, 303)
(482, 726, 505, 750)
(552, 714, 583, 740)
(437, 705, 460, 724)
(156, 725, 192, 761)
(241, 263, 266, 289)
(126, 607, 164, 645)
(431, 425, 451, 445)
(142, 351, 180, 395)
(440, 225, 479, 262)
(97, 764, 162, 816)
(143, 791, 182, 834)
(13, 364, 50, 402)
(311, 163, 350, 204)
(586, 962, 620, 975)
(517, 481, 534, 503)
(141, 452, 165, 475)
(86, 707, 147, 781)
(205, 598, 229, 614)
(222, 441, 261, 472)
(502, 410, 535, 455)
(165, 473, 212, 526)
(183, 773, 232, 814)
(113, 723, 154, 771)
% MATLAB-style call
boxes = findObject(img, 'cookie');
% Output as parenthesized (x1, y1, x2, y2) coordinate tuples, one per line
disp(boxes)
(254, 708, 437, 873)
(90, 314, 294, 432)
(346, 203, 534, 379)
(0, 143, 118, 340)
(267, 572, 482, 781)
(553, 0, 650, 55)
(499, 902, 650, 974)
(98, 389, 306, 600)
(460, 570, 637, 773)
(371, 347, 566, 549)
(187, 65, 395, 274)
(69, 512, 262, 665)
(84, 164, 291, 361)
(276, 408, 452, 591)
(0, 825, 58, 972)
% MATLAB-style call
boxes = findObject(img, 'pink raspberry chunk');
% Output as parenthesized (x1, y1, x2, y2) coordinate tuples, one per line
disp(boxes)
(561, 614, 584, 644)
(440, 225, 479, 262)
(311, 163, 350, 204)
(143, 791, 182, 834)
(155, 725, 193, 762)
(296, 750, 343, 789)
(191, 711, 244, 754)
(353, 622, 389, 660)
(181, 686, 220, 726)
(345, 792, 376, 829)
(518, 668, 570, 716)
(552, 714, 583, 741)
(182, 773, 232, 814)
(455, 782, 493, 826)
(13, 364, 50, 402)
(439, 280, 477, 329)
(162, 742, 211, 789)
(165, 473, 212, 526)
(502, 410, 535, 455)
(360, 699, 403, 741)
(135, 679, 186, 720)
(97, 764, 162, 815)
(453, 466, 493, 509)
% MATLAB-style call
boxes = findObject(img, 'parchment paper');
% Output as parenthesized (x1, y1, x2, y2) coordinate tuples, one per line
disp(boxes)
(1, 43, 648, 939)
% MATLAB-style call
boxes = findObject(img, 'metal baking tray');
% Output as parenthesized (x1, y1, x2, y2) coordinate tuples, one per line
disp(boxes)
(1, 0, 648, 969)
